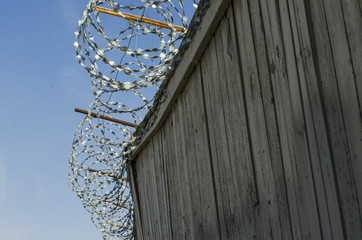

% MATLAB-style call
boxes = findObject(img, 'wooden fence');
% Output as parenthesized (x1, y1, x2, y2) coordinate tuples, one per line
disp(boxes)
(129, 0, 362, 239)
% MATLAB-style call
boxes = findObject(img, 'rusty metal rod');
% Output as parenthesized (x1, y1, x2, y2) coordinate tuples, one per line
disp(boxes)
(103, 199, 134, 210)
(95, 6, 186, 32)
(107, 221, 132, 231)
(87, 168, 129, 181)
(75, 108, 138, 128)
(88, 168, 116, 178)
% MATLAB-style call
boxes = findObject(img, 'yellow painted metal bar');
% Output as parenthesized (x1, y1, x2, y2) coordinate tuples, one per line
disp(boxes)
(95, 6, 186, 32)
(103, 199, 134, 210)
(107, 221, 132, 230)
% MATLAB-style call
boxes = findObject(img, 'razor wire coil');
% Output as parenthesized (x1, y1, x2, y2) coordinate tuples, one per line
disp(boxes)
(68, 0, 210, 239)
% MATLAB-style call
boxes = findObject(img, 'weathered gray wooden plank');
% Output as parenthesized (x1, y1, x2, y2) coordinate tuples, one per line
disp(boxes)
(286, 1, 342, 239)
(136, 137, 166, 239)
(200, 34, 236, 239)
(172, 84, 195, 239)
(202, 30, 247, 240)
(307, 0, 362, 238)
(322, 0, 362, 216)
(159, 65, 221, 239)
(151, 130, 172, 239)
(277, 0, 325, 238)
(339, 0, 362, 114)
(135, 147, 148, 239)
(233, 0, 309, 239)
(218, 4, 268, 239)
(286, 0, 345, 238)
(162, 108, 186, 239)
(180, 65, 221, 239)
(256, 0, 324, 239)
(178, 77, 200, 240)
(252, 2, 302, 239)
(147, 142, 161, 240)
(240, 1, 302, 239)
(246, 0, 296, 239)
(129, 163, 144, 240)
(201, 19, 260, 239)
(135, 142, 156, 239)
(149, 139, 163, 240)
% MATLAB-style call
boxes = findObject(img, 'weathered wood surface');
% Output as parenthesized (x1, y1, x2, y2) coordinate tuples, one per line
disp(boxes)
(131, 0, 362, 239)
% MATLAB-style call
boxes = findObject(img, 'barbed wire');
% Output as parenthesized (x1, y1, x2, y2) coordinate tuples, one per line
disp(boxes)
(68, 0, 210, 239)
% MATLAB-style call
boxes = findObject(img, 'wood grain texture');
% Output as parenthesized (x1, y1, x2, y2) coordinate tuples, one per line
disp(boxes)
(286, 1, 345, 238)
(201, 24, 260, 239)
(135, 143, 153, 238)
(151, 131, 172, 239)
(246, 0, 297, 238)
(184, 68, 221, 239)
(256, 0, 324, 238)
(339, 0, 362, 114)
(231, 1, 292, 239)
(322, 0, 362, 217)
(129, 163, 144, 240)
(306, 0, 362, 238)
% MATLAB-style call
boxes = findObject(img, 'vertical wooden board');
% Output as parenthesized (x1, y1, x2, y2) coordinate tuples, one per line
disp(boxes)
(160, 65, 222, 240)
(232, 2, 280, 239)
(307, 0, 362, 238)
(177, 76, 199, 240)
(246, 0, 296, 239)
(256, 0, 325, 239)
(201, 21, 262, 239)
(252, 5, 303, 239)
(135, 146, 148, 239)
(285, 0, 342, 238)
(146, 141, 161, 239)
(135, 134, 171, 239)
(146, 142, 160, 240)
(277, 1, 325, 237)
(286, 0, 345, 238)
(129, 163, 144, 240)
(135, 142, 156, 239)
(180, 65, 221, 240)
(200, 34, 237, 239)
(172, 84, 195, 239)
(279, 0, 329, 239)
(322, 0, 362, 217)
(202, 28, 250, 239)
(151, 129, 172, 239)
(162, 107, 187, 239)
(323, 0, 362, 217)
(339, 0, 362, 113)
(232, 0, 309, 239)
(160, 126, 173, 240)
(150, 138, 164, 239)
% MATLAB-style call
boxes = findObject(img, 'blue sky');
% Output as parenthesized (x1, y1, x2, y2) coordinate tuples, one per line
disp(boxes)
(0, 0, 102, 239)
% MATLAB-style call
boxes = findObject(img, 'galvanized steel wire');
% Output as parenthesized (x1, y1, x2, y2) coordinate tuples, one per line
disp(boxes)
(68, 0, 209, 239)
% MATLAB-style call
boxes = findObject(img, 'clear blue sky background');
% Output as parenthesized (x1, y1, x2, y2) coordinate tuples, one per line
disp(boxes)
(0, 0, 103, 239)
